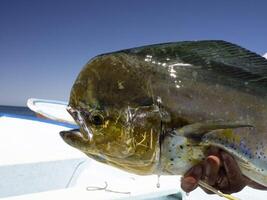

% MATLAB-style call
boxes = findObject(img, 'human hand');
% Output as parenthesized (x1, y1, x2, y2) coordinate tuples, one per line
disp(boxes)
(181, 147, 267, 194)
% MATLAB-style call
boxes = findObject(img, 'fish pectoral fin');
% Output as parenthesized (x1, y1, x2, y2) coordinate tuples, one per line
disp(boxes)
(174, 120, 253, 140)
(237, 159, 253, 171)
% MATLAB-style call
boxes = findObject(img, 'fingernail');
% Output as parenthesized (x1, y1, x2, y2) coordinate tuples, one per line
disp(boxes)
(206, 156, 220, 172)
(205, 160, 212, 177)
(205, 156, 220, 184)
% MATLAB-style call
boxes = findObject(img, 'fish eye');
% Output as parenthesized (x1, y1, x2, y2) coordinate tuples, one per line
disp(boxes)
(90, 112, 104, 126)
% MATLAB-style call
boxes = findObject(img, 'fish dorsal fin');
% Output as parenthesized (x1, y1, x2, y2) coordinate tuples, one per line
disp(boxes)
(121, 40, 267, 85)
(176, 40, 267, 84)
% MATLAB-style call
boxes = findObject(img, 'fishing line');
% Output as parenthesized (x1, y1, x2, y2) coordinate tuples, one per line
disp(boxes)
(65, 160, 87, 188)
(86, 181, 131, 195)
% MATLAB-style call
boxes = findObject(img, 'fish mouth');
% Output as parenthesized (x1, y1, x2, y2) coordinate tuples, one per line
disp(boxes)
(60, 129, 83, 139)
(59, 128, 90, 149)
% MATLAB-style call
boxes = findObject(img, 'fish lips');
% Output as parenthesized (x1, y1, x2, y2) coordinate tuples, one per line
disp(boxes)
(60, 129, 89, 148)
(60, 128, 83, 139)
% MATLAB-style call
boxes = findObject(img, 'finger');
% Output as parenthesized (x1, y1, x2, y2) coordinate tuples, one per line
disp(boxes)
(220, 151, 246, 193)
(200, 169, 229, 195)
(181, 164, 202, 193)
(198, 146, 221, 194)
(181, 176, 198, 193)
(216, 169, 230, 189)
(203, 155, 221, 185)
(244, 176, 267, 190)
(206, 146, 220, 156)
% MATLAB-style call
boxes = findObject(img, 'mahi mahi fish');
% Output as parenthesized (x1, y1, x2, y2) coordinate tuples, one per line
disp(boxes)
(60, 40, 267, 188)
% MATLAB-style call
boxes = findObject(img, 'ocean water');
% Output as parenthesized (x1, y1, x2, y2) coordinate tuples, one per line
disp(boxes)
(0, 105, 35, 117)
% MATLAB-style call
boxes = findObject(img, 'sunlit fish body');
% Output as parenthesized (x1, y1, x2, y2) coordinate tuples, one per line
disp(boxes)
(60, 40, 267, 187)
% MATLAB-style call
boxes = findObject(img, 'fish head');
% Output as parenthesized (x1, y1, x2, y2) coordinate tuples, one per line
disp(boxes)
(60, 53, 162, 174)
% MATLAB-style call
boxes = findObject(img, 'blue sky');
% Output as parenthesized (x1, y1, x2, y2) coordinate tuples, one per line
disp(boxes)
(1, 0, 267, 106)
